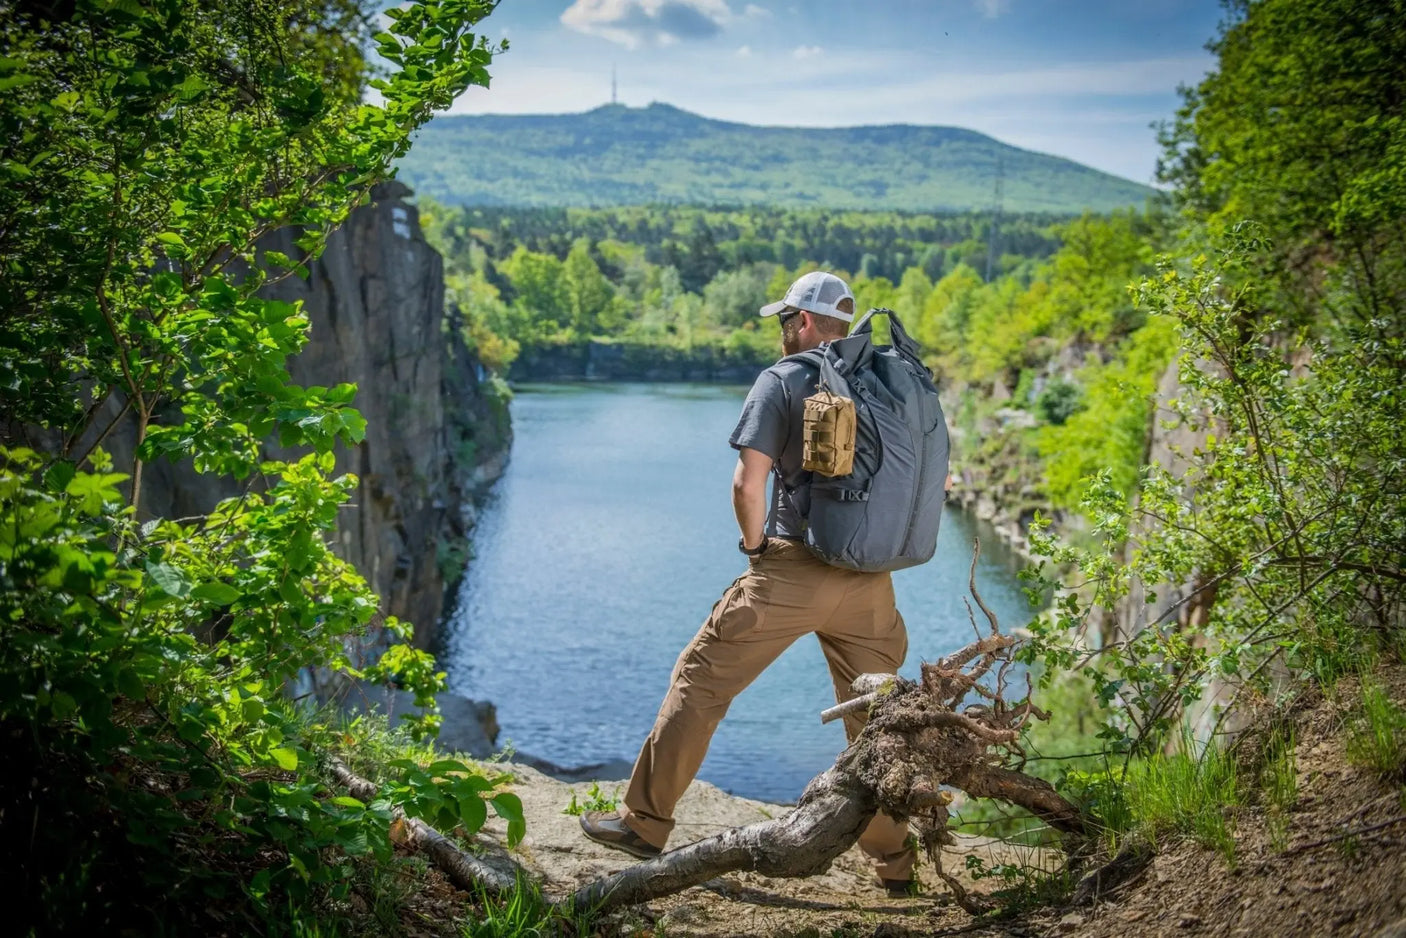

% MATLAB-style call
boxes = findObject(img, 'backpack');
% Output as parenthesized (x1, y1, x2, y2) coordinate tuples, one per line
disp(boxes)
(777, 308, 950, 573)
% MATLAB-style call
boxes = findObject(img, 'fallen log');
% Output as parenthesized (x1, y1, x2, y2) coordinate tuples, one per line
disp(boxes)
(328, 757, 523, 896)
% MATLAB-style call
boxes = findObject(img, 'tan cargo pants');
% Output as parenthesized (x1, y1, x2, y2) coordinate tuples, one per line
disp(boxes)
(622, 536, 915, 881)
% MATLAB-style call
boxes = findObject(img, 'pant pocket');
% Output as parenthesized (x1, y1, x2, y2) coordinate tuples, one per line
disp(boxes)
(708, 576, 767, 641)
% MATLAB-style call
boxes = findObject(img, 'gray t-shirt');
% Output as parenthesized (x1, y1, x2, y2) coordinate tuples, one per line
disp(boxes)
(728, 359, 819, 538)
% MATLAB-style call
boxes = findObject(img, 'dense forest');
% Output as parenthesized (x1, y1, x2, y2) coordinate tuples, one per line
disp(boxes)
(420, 197, 1170, 519)
(417, 201, 1076, 374)
(3, 0, 1404, 934)
(395, 103, 1157, 213)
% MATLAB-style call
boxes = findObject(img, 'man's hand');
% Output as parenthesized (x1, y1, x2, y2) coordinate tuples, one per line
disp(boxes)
(732, 447, 772, 551)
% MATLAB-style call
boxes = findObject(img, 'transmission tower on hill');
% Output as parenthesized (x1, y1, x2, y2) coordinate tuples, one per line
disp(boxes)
(985, 155, 1004, 282)
(611, 65, 617, 105)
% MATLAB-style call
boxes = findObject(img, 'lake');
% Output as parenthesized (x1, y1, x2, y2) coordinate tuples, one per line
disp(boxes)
(441, 383, 1037, 803)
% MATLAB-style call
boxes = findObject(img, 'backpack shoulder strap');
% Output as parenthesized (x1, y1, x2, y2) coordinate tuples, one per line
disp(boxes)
(779, 343, 849, 394)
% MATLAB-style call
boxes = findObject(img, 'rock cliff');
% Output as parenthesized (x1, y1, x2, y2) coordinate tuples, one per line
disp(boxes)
(101, 183, 510, 651)
(259, 181, 511, 648)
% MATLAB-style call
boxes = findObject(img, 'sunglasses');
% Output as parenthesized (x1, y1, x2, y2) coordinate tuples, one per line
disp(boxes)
(778, 309, 802, 328)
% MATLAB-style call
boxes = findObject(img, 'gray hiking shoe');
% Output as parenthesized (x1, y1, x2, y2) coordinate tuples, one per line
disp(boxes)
(579, 810, 662, 859)
(882, 878, 920, 898)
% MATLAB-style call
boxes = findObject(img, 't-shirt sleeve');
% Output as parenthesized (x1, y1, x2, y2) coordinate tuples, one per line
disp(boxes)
(729, 370, 789, 459)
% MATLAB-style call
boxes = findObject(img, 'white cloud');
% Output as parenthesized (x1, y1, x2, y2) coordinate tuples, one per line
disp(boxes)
(792, 45, 823, 59)
(974, 0, 1010, 18)
(735, 44, 752, 57)
(561, 0, 734, 49)
(743, 3, 771, 17)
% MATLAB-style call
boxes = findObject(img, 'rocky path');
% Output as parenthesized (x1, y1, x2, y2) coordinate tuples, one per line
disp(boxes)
(471, 763, 1049, 937)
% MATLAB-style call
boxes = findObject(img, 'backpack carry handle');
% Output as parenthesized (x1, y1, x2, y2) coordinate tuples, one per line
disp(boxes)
(851, 307, 923, 363)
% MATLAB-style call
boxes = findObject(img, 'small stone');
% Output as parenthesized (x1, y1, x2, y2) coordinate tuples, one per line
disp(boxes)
(1179, 913, 1203, 928)
(1060, 912, 1086, 931)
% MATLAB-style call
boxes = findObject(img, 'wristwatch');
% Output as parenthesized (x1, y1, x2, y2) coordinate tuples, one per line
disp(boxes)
(739, 536, 767, 557)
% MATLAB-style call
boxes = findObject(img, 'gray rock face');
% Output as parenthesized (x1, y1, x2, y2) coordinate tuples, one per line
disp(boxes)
(340, 680, 500, 758)
(94, 183, 509, 651)
(1112, 360, 1210, 644)
(259, 182, 510, 649)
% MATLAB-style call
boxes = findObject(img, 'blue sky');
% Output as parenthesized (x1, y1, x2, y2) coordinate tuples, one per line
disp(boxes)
(445, 0, 1227, 184)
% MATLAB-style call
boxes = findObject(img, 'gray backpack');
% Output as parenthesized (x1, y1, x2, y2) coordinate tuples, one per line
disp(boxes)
(779, 309, 950, 573)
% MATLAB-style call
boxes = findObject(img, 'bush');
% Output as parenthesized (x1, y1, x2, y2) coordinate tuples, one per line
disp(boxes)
(0, 1, 513, 930)
(1034, 379, 1082, 425)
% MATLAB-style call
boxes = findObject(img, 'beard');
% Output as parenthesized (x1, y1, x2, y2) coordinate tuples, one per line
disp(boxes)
(781, 322, 801, 356)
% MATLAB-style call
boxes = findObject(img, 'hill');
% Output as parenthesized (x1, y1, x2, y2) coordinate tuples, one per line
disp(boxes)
(396, 103, 1156, 214)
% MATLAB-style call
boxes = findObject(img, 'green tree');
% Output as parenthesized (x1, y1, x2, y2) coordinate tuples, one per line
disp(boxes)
(916, 263, 984, 358)
(1160, 0, 1406, 332)
(702, 263, 776, 328)
(563, 238, 618, 335)
(0, 1, 518, 930)
(501, 246, 570, 336)
(1044, 212, 1153, 341)
(894, 267, 934, 325)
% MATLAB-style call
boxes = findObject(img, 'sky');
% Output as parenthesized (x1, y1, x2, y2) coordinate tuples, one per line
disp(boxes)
(441, 0, 1229, 185)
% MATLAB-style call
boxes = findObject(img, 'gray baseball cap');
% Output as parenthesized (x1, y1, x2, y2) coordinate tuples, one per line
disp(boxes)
(759, 271, 856, 322)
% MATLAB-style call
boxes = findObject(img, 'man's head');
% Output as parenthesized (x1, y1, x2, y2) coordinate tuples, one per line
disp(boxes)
(759, 271, 855, 355)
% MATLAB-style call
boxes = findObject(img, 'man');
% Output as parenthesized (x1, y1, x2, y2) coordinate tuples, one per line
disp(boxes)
(579, 271, 916, 892)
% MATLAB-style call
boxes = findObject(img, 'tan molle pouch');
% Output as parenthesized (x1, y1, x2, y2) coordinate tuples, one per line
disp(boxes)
(802, 390, 856, 477)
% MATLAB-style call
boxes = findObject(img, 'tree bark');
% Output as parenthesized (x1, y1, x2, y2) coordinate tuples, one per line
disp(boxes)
(328, 758, 522, 896)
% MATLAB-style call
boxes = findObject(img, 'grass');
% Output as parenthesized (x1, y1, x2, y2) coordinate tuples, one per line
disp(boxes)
(961, 849, 1075, 915)
(1258, 727, 1299, 852)
(1123, 739, 1240, 863)
(1345, 676, 1406, 779)
(462, 877, 598, 938)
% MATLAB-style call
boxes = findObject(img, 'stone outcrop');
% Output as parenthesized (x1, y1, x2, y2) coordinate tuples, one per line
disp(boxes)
(95, 183, 510, 651)
(258, 181, 510, 648)
(1110, 360, 1210, 644)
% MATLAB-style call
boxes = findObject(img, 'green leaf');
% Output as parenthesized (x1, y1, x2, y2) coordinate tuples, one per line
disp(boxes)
(51, 691, 78, 720)
(461, 792, 487, 833)
(192, 581, 242, 604)
(0, 73, 38, 92)
(155, 231, 186, 247)
(116, 668, 146, 700)
(491, 791, 526, 843)
(146, 560, 192, 598)
(285, 527, 316, 572)
(43, 460, 75, 492)
(270, 747, 299, 771)
(339, 409, 367, 445)
(427, 759, 473, 777)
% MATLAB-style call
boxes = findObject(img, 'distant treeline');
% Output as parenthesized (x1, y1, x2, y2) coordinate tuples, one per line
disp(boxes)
(425, 204, 1067, 293)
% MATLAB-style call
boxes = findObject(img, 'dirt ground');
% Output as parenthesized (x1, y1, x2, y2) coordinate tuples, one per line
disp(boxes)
(450, 665, 1406, 938)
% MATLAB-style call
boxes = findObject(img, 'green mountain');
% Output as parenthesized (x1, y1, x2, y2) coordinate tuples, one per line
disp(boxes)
(396, 103, 1155, 214)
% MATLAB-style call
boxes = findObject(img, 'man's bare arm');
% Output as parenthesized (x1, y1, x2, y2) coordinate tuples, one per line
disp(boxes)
(732, 447, 772, 551)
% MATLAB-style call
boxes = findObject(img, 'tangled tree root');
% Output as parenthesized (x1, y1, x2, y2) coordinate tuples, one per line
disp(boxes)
(333, 540, 1089, 918)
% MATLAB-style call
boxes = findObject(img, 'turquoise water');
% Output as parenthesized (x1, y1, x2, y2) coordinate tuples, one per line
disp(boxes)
(442, 383, 1037, 803)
